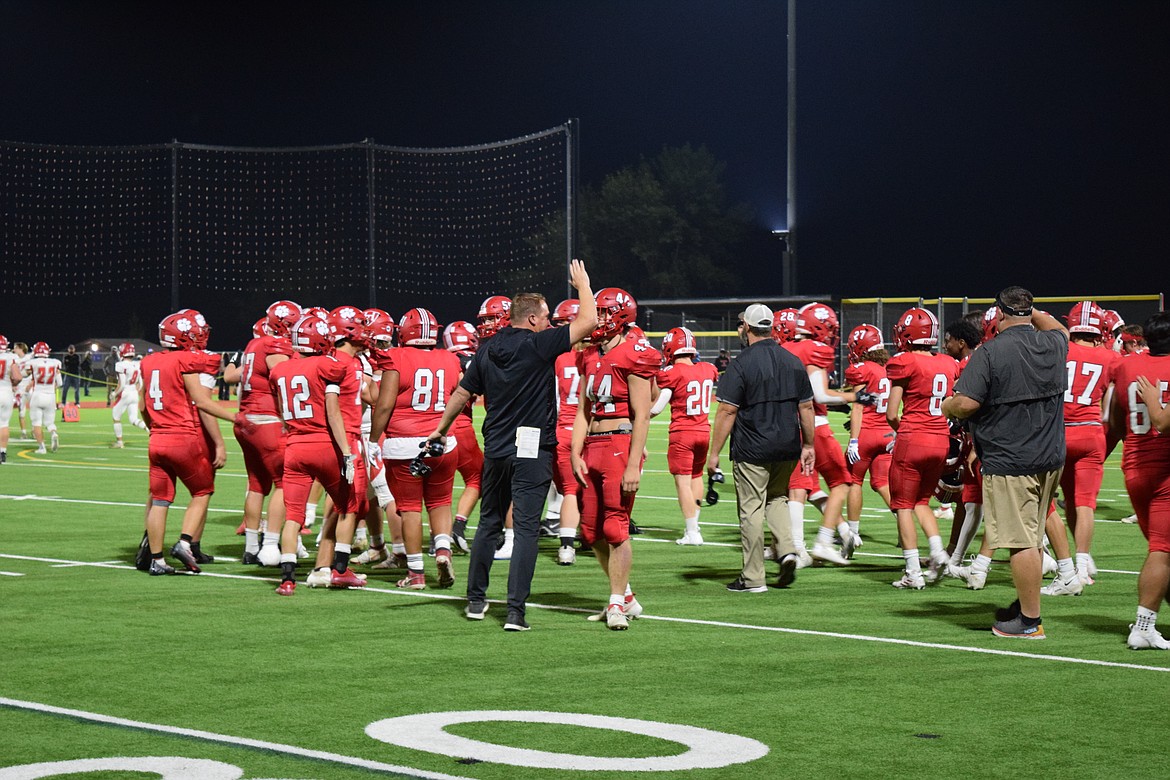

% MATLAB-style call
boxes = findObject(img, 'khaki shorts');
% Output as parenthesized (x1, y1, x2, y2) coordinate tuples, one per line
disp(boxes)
(983, 468, 1062, 549)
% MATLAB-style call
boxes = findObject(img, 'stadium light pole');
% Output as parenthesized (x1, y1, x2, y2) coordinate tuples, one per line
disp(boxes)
(785, 0, 798, 296)
(773, 229, 793, 296)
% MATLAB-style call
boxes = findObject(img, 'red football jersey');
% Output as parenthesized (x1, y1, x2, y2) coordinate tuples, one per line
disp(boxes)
(885, 350, 959, 435)
(656, 360, 719, 433)
(140, 349, 221, 435)
(578, 337, 662, 421)
(385, 346, 461, 437)
(845, 360, 893, 432)
(270, 354, 350, 442)
(1111, 352, 1170, 471)
(330, 350, 366, 438)
(238, 334, 294, 416)
(555, 350, 582, 429)
(1063, 340, 1117, 425)
(783, 338, 837, 415)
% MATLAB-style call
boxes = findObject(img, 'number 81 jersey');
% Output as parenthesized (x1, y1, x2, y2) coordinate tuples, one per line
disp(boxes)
(656, 361, 719, 432)
(385, 346, 461, 437)
(577, 337, 663, 420)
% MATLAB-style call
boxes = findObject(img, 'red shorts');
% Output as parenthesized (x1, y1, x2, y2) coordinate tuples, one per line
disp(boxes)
(553, 426, 578, 497)
(1061, 424, 1106, 511)
(849, 426, 894, 490)
(961, 459, 984, 504)
(814, 425, 853, 487)
(666, 428, 710, 478)
(889, 431, 949, 510)
(579, 432, 640, 546)
(789, 463, 820, 493)
(453, 420, 483, 491)
(234, 419, 285, 494)
(386, 450, 457, 513)
(1125, 467, 1170, 554)
(148, 432, 215, 503)
(283, 437, 369, 526)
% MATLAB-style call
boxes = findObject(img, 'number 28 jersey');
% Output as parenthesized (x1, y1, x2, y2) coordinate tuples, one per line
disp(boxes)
(656, 361, 718, 433)
(577, 337, 662, 421)
(885, 350, 959, 435)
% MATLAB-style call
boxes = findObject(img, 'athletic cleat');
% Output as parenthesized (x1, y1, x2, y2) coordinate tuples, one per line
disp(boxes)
(795, 550, 814, 569)
(373, 552, 408, 570)
(1120, 514, 1138, 524)
(1077, 566, 1095, 586)
(396, 570, 426, 590)
(840, 531, 857, 560)
(810, 542, 850, 566)
(925, 553, 950, 584)
(351, 546, 387, 566)
(605, 603, 629, 630)
(727, 576, 768, 593)
(451, 518, 471, 553)
(892, 572, 926, 590)
(539, 519, 559, 538)
(135, 532, 151, 572)
(50, 430, 59, 452)
(352, 536, 370, 552)
(1041, 573, 1084, 597)
(1087, 556, 1098, 576)
(465, 601, 488, 620)
(1042, 551, 1058, 576)
(305, 567, 332, 588)
(945, 563, 967, 580)
(111, 440, 124, 448)
(504, 610, 531, 631)
(628, 519, 643, 535)
(192, 548, 215, 565)
(149, 559, 175, 576)
(330, 568, 367, 588)
(435, 549, 455, 588)
(764, 545, 777, 561)
(776, 553, 797, 588)
(296, 539, 310, 559)
(954, 565, 987, 590)
(241, 551, 261, 565)
(623, 596, 644, 619)
(36, 446, 47, 454)
(257, 545, 281, 567)
(275, 580, 296, 596)
(676, 532, 704, 546)
(992, 615, 1046, 639)
(1127, 625, 1170, 650)
(170, 542, 201, 573)
(933, 505, 954, 521)
(0, 451, 5, 464)
(556, 545, 576, 565)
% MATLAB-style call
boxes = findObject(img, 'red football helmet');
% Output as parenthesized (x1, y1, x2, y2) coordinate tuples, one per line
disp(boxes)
(476, 295, 512, 339)
(443, 321, 479, 353)
(290, 315, 333, 355)
(159, 309, 209, 350)
(0, 335, 9, 352)
(252, 317, 268, 339)
(120, 342, 137, 359)
(399, 308, 440, 347)
(772, 308, 800, 344)
(302, 306, 330, 320)
(32, 341, 51, 358)
(265, 300, 302, 339)
(847, 324, 883, 362)
(893, 308, 939, 351)
(661, 327, 698, 362)
(327, 305, 367, 347)
(1066, 300, 1105, 337)
(981, 308, 999, 343)
(362, 308, 394, 344)
(552, 299, 580, 326)
(796, 302, 839, 346)
(592, 288, 637, 342)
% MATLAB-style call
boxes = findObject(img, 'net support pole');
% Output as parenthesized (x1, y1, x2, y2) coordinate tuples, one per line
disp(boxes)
(784, 0, 797, 296)
(170, 139, 179, 311)
(565, 118, 579, 300)
(366, 138, 377, 308)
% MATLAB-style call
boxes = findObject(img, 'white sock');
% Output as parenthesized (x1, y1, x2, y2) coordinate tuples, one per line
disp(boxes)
(280, 552, 296, 564)
(848, 520, 860, 535)
(244, 529, 260, 554)
(789, 501, 807, 550)
(304, 503, 317, 528)
(972, 554, 992, 573)
(951, 503, 983, 564)
(927, 534, 945, 558)
(336, 542, 351, 555)
(815, 525, 836, 547)
(609, 594, 624, 608)
(684, 515, 700, 535)
(354, 527, 368, 543)
(406, 553, 424, 573)
(1075, 552, 1092, 571)
(1057, 557, 1076, 579)
(262, 531, 279, 548)
(113, 422, 123, 439)
(433, 533, 452, 552)
(1136, 606, 1157, 632)
(392, 542, 406, 555)
(903, 549, 922, 576)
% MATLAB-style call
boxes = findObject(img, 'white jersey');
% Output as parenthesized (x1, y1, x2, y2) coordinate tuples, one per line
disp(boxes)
(0, 350, 18, 392)
(15, 353, 33, 394)
(115, 358, 143, 395)
(27, 357, 62, 394)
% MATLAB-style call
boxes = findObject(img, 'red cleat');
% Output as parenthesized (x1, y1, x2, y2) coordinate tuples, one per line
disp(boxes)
(330, 568, 367, 588)
(275, 580, 296, 596)
(396, 570, 426, 590)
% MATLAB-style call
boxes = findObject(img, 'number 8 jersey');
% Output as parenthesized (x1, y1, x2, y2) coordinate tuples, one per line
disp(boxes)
(885, 350, 959, 435)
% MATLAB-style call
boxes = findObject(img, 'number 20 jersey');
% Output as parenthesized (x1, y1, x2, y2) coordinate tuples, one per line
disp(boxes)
(655, 360, 719, 433)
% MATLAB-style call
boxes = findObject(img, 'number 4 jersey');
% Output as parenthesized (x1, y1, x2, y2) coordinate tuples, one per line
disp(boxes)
(656, 360, 719, 433)
(139, 349, 223, 435)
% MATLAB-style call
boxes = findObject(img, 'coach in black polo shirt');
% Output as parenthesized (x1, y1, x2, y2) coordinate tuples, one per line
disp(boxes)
(708, 303, 815, 592)
(428, 260, 596, 631)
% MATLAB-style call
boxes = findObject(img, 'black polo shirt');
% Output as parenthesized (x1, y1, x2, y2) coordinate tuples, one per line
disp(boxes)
(715, 338, 813, 465)
(460, 325, 572, 459)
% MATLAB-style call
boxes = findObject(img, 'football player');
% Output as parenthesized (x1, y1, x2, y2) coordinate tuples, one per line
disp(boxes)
(843, 324, 894, 537)
(138, 310, 237, 575)
(885, 307, 959, 589)
(550, 299, 584, 564)
(0, 335, 17, 463)
(572, 287, 661, 629)
(652, 327, 719, 545)
(369, 308, 462, 590)
(1110, 311, 1170, 649)
(783, 302, 867, 565)
(12, 342, 31, 439)
(270, 313, 368, 594)
(443, 320, 484, 555)
(25, 342, 62, 454)
(110, 342, 147, 448)
(477, 295, 512, 340)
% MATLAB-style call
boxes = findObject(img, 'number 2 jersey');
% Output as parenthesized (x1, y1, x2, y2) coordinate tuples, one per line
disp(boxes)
(655, 360, 719, 433)
(577, 336, 662, 421)
(885, 350, 959, 435)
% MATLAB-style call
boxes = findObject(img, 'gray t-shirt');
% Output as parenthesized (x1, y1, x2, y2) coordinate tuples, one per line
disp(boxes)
(715, 339, 813, 465)
(954, 325, 1068, 476)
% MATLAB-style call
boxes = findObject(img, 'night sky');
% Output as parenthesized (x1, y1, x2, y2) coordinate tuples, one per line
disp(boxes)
(2, 1, 1167, 347)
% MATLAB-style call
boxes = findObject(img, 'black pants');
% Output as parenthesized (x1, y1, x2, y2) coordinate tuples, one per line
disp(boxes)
(466, 449, 553, 616)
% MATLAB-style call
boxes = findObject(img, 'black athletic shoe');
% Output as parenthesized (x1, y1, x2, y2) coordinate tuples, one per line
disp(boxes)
(192, 549, 215, 565)
(452, 517, 470, 553)
(995, 599, 1022, 622)
(503, 610, 530, 631)
(726, 576, 767, 593)
(539, 519, 559, 538)
(135, 531, 151, 572)
(775, 554, 798, 589)
(170, 541, 202, 573)
(628, 519, 643, 535)
(241, 551, 261, 565)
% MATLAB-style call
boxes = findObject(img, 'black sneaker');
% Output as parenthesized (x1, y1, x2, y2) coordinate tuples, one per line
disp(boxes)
(241, 551, 261, 565)
(465, 601, 488, 620)
(992, 614, 1045, 639)
(775, 554, 798, 589)
(452, 518, 470, 553)
(726, 576, 767, 593)
(0, 451, 6, 464)
(995, 599, 1022, 622)
(192, 548, 215, 564)
(628, 519, 643, 535)
(503, 609, 530, 631)
(539, 519, 559, 537)
(135, 531, 151, 572)
(170, 541, 202, 573)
